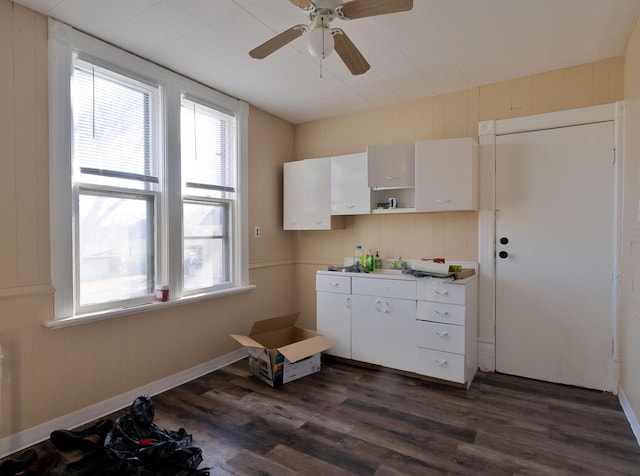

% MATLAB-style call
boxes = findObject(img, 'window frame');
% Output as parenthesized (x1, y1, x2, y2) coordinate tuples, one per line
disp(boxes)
(48, 20, 251, 325)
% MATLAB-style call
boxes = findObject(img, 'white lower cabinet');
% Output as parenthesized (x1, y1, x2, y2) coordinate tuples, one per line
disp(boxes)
(416, 278, 478, 388)
(351, 277, 416, 373)
(352, 294, 416, 371)
(316, 270, 478, 387)
(316, 274, 352, 359)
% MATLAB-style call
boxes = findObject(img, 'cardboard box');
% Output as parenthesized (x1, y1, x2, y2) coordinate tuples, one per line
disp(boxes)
(229, 313, 334, 387)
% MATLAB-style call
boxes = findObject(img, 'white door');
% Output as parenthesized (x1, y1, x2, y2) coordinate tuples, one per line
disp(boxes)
(495, 121, 614, 391)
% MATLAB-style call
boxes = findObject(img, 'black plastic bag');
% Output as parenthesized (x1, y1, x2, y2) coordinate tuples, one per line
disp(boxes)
(103, 395, 208, 475)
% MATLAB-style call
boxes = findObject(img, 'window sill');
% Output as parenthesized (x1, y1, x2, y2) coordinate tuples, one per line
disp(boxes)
(43, 284, 257, 330)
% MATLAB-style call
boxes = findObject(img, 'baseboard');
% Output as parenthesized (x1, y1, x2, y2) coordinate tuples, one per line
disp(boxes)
(478, 339, 495, 372)
(619, 387, 640, 447)
(0, 348, 248, 458)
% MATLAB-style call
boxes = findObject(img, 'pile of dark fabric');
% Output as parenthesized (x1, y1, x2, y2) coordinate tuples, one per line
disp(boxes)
(0, 395, 209, 476)
(100, 395, 208, 475)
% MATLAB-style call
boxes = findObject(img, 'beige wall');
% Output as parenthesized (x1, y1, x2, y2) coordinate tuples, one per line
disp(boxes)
(0, 1, 296, 438)
(293, 57, 624, 327)
(621, 16, 640, 429)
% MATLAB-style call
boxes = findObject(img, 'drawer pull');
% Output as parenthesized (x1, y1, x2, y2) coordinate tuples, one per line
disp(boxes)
(328, 282, 339, 287)
(434, 359, 448, 366)
(433, 290, 448, 296)
(436, 199, 451, 204)
(433, 331, 449, 338)
(384, 302, 391, 314)
(345, 204, 355, 209)
(376, 286, 391, 291)
(385, 175, 400, 181)
(374, 300, 383, 312)
(434, 310, 449, 317)
(315, 220, 322, 225)
(345, 297, 351, 308)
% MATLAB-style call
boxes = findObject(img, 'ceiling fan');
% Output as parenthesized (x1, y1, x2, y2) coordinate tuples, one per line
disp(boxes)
(249, 0, 414, 75)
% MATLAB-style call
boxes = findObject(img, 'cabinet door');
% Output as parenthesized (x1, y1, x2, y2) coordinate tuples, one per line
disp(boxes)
(317, 291, 352, 359)
(283, 158, 331, 230)
(303, 157, 331, 229)
(367, 144, 415, 188)
(351, 294, 383, 365)
(283, 161, 304, 229)
(380, 297, 417, 373)
(415, 138, 478, 212)
(331, 153, 370, 215)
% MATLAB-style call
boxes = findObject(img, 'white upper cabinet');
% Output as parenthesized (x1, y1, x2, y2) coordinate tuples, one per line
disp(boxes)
(415, 137, 479, 212)
(283, 158, 332, 230)
(331, 152, 370, 215)
(367, 144, 415, 188)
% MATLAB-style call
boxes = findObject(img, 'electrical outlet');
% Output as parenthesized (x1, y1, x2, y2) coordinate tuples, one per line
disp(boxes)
(254, 226, 261, 238)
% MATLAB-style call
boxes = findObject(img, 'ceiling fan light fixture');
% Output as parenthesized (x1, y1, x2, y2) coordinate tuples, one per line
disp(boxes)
(306, 20, 334, 58)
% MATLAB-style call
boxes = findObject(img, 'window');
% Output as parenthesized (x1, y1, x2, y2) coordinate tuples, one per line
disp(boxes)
(49, 21, 250, 324)
(180, 98, 236, 294)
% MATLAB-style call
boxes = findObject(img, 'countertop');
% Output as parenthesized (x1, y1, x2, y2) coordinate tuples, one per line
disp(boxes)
(317, 263, 478, 286)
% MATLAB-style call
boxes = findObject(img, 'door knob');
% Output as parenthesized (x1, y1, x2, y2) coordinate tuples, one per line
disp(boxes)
(499, 251, 508, 259)
(500, 237, 509, 245)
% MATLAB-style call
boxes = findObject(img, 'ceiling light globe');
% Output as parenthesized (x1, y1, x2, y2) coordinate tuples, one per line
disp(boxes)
(307, 27, 334, 58)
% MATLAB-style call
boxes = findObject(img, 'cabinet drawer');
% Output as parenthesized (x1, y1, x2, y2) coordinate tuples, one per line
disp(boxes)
(416, 321, 465, 354)
(416, 301, 465, 326)
(417, 280, 465, 305)
(352, 277, 416, 299)
(316, 274, 351, 294)
(416, 348, 465, 384)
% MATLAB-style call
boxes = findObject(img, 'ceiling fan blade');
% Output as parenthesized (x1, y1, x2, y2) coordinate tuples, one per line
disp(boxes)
(333, 29, 370, 75)
(249, 25, 306, 59)
(339, 0, 413, 20)
(288, 0, 313, 8)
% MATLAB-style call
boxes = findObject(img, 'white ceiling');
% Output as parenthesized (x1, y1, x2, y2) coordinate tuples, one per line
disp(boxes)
(13, 0, 640, 124)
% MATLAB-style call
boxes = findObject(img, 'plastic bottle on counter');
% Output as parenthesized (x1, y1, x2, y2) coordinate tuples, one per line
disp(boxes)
(354, 245, 364, 265)
(365, 249, 375, 272)
(374, 251, 382, 270)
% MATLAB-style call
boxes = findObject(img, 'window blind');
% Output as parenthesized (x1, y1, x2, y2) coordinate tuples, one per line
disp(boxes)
(72, 59, 158, 183)
(181, 98, 236, 193)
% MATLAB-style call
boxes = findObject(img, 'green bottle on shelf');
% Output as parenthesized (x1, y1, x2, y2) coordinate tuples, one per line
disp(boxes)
(365, 249, 375, 272)
(374, 251, 382, 270)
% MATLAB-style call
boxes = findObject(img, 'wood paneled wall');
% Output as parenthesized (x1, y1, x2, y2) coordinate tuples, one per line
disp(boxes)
(0, 1, 50, 291)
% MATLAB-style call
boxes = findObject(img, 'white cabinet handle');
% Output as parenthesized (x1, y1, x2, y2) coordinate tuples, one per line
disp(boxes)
(433, 331, 448, 338)
(384, 302, 391, 314)
(376, 286, 390, 291)
(345, 297, 351, 309)
(434, 359, 448, 366)
(436, 199, 451, 204)
(346, 204, 355, 209)
(434, 310, 449, 316)
(434, 290, 448, 296)
(290, 220, 297, 225)
(329, 282, 339, 288)
(385, 175, 400, 181)
(374, 300, 383, 312)
(315, 220, 322, 225)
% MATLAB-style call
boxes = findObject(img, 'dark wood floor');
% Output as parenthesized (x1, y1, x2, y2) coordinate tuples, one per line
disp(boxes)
(8, 357, 640, 475)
